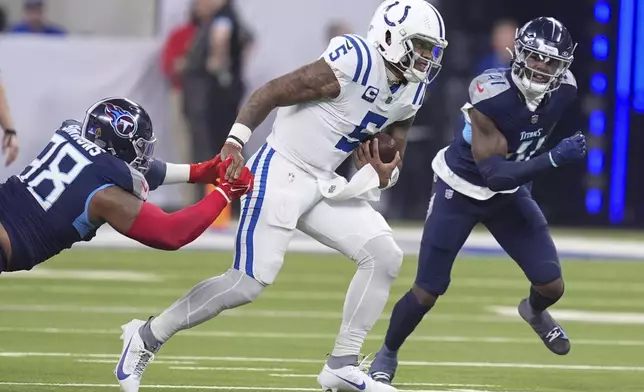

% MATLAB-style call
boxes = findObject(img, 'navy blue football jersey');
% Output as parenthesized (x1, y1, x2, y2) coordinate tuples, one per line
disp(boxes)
(0, 120, 149, 272)
(436, 68, 577, 198)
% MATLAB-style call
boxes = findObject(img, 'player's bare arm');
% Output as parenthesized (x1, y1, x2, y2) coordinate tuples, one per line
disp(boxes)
(470, 107, 586, 192)
(469, 108, 509, 162)
(89, 163, 253, 251)
(237, 59, 341, 129)
(221, 59, 341, 180)
(89, 186, 143, 237)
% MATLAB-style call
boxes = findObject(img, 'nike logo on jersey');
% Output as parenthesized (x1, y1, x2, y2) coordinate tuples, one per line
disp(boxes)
(476, 82, 485, 93)
(335, 375, 366, 390)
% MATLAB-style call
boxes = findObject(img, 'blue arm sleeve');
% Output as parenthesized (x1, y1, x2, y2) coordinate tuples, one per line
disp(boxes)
(145, 160, 167, 191)
(477, 154, 553, 192)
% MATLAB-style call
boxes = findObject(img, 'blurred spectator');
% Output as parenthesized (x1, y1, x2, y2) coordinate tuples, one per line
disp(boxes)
(9, 0, 66, 36)
(0, 6, 7, 32)
(326, 20, 351, 41)
(182, 0, 247, 166)
(161, 0, 213, 204)
(239, 24, 255, 74)
(475, 19, 517, 74)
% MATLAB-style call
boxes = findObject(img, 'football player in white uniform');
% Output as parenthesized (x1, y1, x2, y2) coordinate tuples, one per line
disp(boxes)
(115, 1, 447, 391)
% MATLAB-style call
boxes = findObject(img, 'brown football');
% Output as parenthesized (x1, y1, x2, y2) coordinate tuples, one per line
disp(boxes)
(369, 133, 399, 163)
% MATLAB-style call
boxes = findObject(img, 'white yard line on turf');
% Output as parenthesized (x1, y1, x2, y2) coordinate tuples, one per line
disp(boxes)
(3, 304, 644, 325)
(0, 326, 642, 347)
(0, 383, 319, 391)
(267, 375, 498, 389)
(0, 352, 642, 372)
(77, 359, 197, 365)
(0, 305, 518, 323)
(491, 306, 644, 324)
(397, 383, 498, 388)
(1, 268, 162, 282)
(170, 366, 294, 372)
(0, 382, 510, 392)
(2, 285, 643, 309)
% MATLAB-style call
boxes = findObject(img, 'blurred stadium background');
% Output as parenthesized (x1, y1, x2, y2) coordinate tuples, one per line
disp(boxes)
(0, 1, 642, 391)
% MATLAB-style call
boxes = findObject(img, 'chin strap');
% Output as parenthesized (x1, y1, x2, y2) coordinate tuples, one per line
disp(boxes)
(385, 64, 404, 85)
(511, 72, 546, 112)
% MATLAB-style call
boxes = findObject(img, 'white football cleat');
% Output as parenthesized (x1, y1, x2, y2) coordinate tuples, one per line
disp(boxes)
(318, 364, 398, 392)
(114, 319, 155, 392)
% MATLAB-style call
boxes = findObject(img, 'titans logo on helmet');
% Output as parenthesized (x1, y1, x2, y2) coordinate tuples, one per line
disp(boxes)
(104, 103, 138, 138)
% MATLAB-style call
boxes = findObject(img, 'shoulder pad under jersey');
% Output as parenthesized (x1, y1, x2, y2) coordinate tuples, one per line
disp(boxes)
(322, 34, 376, 88)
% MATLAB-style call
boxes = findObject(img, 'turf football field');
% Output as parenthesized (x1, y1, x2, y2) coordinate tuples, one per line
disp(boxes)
(0, 249, 641, 392)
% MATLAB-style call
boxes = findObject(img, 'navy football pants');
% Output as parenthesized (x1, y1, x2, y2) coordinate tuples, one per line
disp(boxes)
(416, 175, 561, 296)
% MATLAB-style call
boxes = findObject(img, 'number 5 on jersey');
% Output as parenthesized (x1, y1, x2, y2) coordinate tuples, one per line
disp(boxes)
(329, 40, 354, 62)
(335, 111, 388, 153)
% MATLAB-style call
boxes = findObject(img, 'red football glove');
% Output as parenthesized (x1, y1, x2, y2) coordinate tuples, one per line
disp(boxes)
(215, 156, 254, 201)
(188, 155, 222, 184)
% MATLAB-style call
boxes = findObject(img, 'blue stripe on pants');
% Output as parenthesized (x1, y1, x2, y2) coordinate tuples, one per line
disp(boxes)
(234, 143, 268, 271)
(244, 148, 275, 278)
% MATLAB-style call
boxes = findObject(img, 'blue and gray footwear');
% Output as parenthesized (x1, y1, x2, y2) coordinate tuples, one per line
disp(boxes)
(518, 298, 571, 355)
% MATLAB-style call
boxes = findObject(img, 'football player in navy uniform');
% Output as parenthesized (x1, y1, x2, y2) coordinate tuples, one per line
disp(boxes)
(0, 97, 254, 274)
(368, 17, 587, 384)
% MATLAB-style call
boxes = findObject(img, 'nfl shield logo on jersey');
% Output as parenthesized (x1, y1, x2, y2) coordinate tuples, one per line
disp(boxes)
(445, 189, 454, 199)
(531, 114, 539, 124)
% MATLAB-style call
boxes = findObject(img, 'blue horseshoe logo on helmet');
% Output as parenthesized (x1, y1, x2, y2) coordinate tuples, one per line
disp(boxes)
(384, 1, 412, 27)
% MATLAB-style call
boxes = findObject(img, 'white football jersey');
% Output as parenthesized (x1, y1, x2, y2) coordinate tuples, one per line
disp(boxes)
(266, 34, 427, 179)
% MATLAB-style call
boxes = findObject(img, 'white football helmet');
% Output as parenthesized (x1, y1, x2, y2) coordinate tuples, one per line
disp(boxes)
(367, 0, 448, 84)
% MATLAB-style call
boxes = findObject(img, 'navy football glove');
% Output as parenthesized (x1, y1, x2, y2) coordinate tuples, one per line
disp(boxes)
(548, 131, 587, 167)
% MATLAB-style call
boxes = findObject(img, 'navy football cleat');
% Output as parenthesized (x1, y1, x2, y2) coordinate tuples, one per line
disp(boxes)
(518, 298, 571, 355)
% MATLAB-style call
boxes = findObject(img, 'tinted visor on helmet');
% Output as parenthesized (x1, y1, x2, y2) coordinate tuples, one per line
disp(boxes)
(401, 35, 446, 84)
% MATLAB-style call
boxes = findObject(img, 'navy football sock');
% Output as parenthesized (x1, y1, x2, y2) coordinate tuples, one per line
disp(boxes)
(528, 286, 559, 312)
(384, 290, 432, 352)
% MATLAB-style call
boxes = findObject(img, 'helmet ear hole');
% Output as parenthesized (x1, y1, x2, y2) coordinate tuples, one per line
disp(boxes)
(385, 30, 392, 46)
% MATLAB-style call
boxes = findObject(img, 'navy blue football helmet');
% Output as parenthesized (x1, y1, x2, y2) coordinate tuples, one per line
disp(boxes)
(511, 17, 576, 93)
(81, 97, 156, 174)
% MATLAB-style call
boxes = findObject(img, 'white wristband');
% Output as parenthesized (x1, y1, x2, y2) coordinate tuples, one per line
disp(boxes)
(381, 167, 400, 190)
(227, 123, 252, 148)
(164, 163, 191, 184)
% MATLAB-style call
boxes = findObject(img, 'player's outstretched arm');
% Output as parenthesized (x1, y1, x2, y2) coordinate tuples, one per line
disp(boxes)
(90, 187, 229, 251)
(235, 58, 341, 131)
(220, 58, 343, 181)
(470, 108, 585, 192)
(144, 156, 223, 190)
(90, 162, 254, 250)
